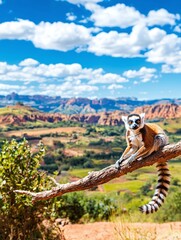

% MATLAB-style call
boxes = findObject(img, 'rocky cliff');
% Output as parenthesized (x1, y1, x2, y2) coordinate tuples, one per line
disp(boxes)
(132, 104, 181, 119)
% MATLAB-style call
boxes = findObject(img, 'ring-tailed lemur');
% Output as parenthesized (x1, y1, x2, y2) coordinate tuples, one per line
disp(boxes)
(115, 113, 171, 214)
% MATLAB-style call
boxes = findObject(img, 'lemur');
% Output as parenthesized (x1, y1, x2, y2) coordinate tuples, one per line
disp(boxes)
(115, 113, 171, 214)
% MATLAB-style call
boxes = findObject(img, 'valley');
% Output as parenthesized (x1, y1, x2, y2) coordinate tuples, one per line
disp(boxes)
(0, 102, 180, 224)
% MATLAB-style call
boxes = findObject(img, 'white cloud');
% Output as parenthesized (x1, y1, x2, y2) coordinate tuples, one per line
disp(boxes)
(123, 67, 157, 82)
(86, 3, 180, 28)
(0, 19, 35, 40)
(0, 19, 92, 52)
(89, 3, 144, 28)
(0, 16, 179, 62)
(39, 82, 99, 97)
(0, 62, 20, 74)
(146, 9, 180, 26)
(174, 25, 181, 33)
(0, 60, 83, 81)
(58, 2, 180, 30)
(88, 24, 166, 57)
(0, 59, 128, 96)
(0, 83, 30, 95)
(66, 12, 77, 21)
(19, 58, 40, 66)
(108, 84, 124, 90)
(146, 34, 181, 73)
(32, 21, 91, 51)
(89, 72, 128, 84)
(0, 12, 179, 68)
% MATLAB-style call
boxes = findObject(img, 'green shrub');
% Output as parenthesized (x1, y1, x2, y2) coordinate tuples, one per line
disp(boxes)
(43, 154, 56, 165)
(83, 159, 94, 168)
(0, 139, 59, 240)
(55, 193, 85, 223)
(40, 163, 59, 173)
(55, 193, 117, 223)
(83, 195, 117, 221)
(69, 156, 90, 167)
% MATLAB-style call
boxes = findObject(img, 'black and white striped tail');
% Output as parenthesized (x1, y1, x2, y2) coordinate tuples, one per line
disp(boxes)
(139, 162, 171, 214)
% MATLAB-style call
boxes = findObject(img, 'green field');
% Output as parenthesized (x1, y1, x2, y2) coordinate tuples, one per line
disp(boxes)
(68, 168, 92, 178)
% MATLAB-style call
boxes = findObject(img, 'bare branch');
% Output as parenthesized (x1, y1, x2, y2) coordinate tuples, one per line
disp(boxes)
(14, 141, 181, 203)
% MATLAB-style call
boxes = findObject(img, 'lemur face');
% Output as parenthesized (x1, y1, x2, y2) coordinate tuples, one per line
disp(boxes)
(122, 113, 145, 131)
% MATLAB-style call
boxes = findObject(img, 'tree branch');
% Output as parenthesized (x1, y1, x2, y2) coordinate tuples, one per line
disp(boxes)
(14, 141, 181, 203)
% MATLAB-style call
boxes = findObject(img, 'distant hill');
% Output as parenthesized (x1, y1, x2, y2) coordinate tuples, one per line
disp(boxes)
(0, 92, 181, 114)
(0, 103, 181, 128)
(0, 104, 128, 127)
(0, 104, 68, 126)
(132, 103, 181, 119)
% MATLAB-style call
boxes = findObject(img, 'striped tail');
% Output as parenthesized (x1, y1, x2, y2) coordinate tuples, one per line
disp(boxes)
(139, 162, 171, 214)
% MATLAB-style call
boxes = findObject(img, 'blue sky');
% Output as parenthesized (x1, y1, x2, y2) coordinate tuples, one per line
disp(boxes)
(0, 0, 181, 99)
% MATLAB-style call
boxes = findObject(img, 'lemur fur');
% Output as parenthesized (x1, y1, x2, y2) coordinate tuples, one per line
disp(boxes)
(115, 113, 171, 214)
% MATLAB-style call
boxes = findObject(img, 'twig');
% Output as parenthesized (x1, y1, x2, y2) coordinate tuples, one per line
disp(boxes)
(48, 176, 61, 187)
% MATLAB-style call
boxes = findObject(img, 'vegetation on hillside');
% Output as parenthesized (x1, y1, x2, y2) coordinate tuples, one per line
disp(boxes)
(0, 118, 180, 238)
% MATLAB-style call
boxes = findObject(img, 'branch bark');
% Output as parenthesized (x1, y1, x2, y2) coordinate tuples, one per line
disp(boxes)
(14, 141, 181, 203)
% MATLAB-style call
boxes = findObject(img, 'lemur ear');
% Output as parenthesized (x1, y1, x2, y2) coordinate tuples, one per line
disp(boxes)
(140, 113, 145, 119)
(122, 116, 127, 123)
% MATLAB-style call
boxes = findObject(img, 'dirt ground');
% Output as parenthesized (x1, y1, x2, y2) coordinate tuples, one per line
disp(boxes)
(5, 126, 85, 137)
(63, 222, 181, 240)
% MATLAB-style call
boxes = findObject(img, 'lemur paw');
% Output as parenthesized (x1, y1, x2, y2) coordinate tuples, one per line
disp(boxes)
(127, 155, 136, 164)
(115, 158, 123, 170)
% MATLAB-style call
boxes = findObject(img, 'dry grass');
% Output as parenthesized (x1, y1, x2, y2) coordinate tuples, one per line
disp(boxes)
(63, 222, 181, 240)
(114, 222, 181, 240)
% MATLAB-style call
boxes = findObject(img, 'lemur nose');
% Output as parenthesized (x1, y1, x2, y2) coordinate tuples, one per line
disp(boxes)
(132, 124, 138, 129)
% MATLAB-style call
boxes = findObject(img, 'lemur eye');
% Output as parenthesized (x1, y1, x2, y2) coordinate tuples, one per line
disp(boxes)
(128, 120, 133, 125)
(136, 119, 141, 124)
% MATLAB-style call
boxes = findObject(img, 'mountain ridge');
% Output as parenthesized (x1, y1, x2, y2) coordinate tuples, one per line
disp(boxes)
(0, 92, 181, 114)
(0, 103, 180, 127)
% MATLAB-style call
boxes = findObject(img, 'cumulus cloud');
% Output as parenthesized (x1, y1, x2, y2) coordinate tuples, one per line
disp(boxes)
(0, 19, 35, 40)
(39, 81, 99, 97)
(0, 19, 92, 51)
(0, 59, 129, 97)
(0, 62, 20, 75)
(0, 83, 29, 95)
(88, 3, 144, 28)
(0, 8, 180, 71)
(123, 67, 157, 82)
(88, 24, 166, 57)
(146, 9, 180, 26)
(146, 34, 181, 73)
(86, 3, 180, 28)
(174, 24, 181, 33)
(32, 21, 91, 51)
(19, 58, 40, 66)
(89, 72, 128, 84)
(0, 60, 82, 81)
(0, 16, 179, 63)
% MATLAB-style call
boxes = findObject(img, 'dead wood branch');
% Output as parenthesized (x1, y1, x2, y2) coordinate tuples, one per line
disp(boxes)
(14, 141, 181, 203)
